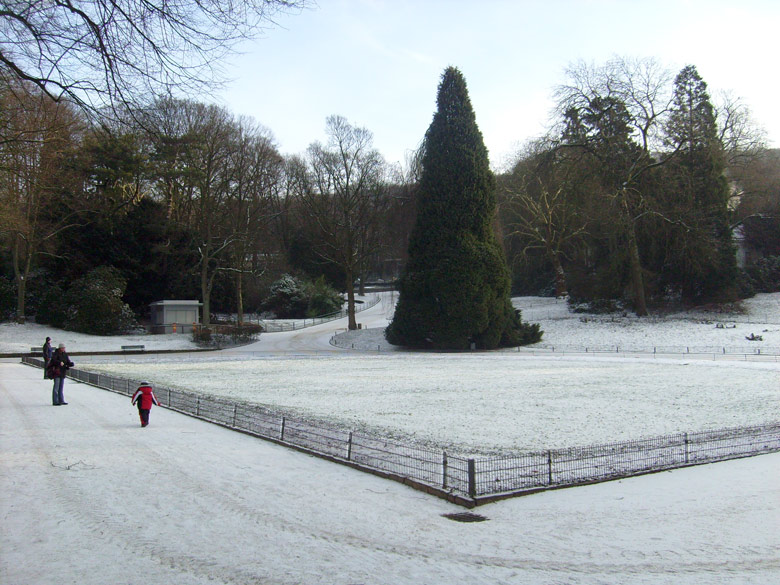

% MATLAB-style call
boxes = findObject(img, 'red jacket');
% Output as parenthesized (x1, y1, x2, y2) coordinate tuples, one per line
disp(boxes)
(131, 385, 159, 410)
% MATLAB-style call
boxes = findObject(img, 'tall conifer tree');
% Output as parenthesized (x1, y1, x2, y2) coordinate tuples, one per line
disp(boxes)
(386, 67, 540, 349)
(665, 65, 738, 302)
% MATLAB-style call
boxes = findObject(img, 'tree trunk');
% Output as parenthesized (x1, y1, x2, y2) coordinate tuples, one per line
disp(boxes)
(12, 237, 31, 324)
(346, 270, 357, 330)
(550, 252, 568, 298)
(15, 276, 27, 324)
(625, 217, 648, 316)
(201, 261, 211, 326)
(236, 271, 244, 325)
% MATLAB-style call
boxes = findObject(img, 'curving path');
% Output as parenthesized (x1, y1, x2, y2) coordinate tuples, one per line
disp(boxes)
(231, 293, 394, 355)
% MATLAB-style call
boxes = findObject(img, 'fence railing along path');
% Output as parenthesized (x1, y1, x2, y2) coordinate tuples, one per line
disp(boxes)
(24, 356, 780, 507)
(217, 294, 382, 333)
(513, 343, 780, 357)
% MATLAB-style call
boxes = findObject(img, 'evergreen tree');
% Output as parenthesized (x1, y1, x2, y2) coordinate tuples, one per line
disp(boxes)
(386, 67, 540, 349)
(664, 65, 738, 303)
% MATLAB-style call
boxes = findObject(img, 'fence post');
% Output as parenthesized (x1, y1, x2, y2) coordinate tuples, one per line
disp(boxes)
(442, 451, 448, 489)
(232, 404, 237, 427)
(547, 450, 553, 485)
(684, 432, 689, 464)
(280, 417, 286, 441)
(196, 397, 200, 416)
(467, 458, 476, 498)
(347, 432, 353, 460)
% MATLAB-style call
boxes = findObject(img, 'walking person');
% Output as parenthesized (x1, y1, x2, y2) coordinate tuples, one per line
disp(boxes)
(131, 382, 159, 427)
(42, 337, 53, 378)
(48, 343, 74, 406)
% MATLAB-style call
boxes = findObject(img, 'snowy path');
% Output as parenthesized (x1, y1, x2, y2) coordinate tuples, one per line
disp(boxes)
(227, 292, 397, 355)
(2, 362, 779, 585)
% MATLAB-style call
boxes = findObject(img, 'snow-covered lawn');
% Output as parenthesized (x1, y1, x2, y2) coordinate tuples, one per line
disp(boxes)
(45, 291, 779, 455)
(0, 323, 199, 353)
(78, 353, 779, 454)
(332, 292, 780, 352)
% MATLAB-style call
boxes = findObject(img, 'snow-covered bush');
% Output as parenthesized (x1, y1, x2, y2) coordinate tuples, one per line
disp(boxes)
(63, 267, 138, 335)
(260, 274, 342, 319)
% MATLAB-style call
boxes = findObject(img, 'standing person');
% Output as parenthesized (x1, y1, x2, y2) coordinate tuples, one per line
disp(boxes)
(131, 382, 159, 427)
(42, 337, 53, 378)
(48, 343, 74, 406)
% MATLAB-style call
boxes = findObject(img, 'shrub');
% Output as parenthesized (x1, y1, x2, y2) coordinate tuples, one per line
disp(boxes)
(745, 256, 780, 293)
(260, 274, 343, 319)
(260, 274, 308, 318)
(305, 276, 343, 318)
(35, 284, 68, 328)
(64, 267, 138, 335)
(0, 277, 14, 322)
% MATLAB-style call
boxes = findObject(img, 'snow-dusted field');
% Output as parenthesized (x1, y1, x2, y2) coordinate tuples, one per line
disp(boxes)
(80, 353, 779, 454)
(41, 291, 779, 454)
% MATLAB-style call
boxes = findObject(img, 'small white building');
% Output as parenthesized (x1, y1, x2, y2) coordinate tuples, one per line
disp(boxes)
(149, 300, 202, 334)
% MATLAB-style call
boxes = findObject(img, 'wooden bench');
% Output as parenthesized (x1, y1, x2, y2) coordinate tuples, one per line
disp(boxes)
(30, 347, 42, 354)
(121, 345, 145, 352)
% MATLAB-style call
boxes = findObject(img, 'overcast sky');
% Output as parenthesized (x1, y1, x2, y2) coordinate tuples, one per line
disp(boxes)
(215, 0, 779, 170)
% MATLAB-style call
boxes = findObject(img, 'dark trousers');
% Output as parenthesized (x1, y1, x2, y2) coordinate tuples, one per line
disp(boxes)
(52, 377, 65, 405)
(138, 408, 150, 426)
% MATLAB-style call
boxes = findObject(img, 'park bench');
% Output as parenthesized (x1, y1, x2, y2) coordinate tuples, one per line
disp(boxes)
(121, 345, 145, 352)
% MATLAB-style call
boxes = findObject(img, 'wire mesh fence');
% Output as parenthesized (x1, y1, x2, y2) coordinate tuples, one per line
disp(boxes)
(514, 343, 780, 356)
(24, 356, 780, 505)
(250, 295, 382, 332)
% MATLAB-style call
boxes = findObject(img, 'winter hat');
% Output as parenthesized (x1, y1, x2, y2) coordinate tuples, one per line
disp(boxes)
(140, 381, 151, 386)
(58, 343, 66, 349)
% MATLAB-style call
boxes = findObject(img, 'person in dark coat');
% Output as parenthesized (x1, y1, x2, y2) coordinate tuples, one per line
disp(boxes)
(42, 337, 53, 378)
(131, 382, 159, 427)
(49, 343, 74, 405)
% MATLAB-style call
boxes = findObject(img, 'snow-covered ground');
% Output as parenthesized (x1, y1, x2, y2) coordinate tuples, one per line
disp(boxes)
(1, 362, 779, 585)
(59, 292, 779, 454)
(2, 292, 779, 583)
(2, 291, 776, 354)
(331, 292, 780, 352)
(78, 353, 779, 454)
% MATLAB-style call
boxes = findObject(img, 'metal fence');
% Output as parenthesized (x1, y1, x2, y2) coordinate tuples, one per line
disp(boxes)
(229, 294, 382, 333)
(514, 343, 780, 357)
(24, 356, 780, 506)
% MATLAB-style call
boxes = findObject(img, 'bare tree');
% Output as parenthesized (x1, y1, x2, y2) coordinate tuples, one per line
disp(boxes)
(0, 83, 85, 322)
(715, 91, 767, 168)
(225, 117, 282, 324)
(299, 115, 385, 330)
(503, 173, 588, 297)
(1, 0, 307, 117)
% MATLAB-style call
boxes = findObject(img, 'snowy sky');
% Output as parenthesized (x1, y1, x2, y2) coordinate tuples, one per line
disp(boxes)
(214, 0, 780, 169)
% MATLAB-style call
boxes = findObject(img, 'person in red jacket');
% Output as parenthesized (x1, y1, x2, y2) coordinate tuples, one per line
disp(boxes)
(131, 382, 159, 427)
